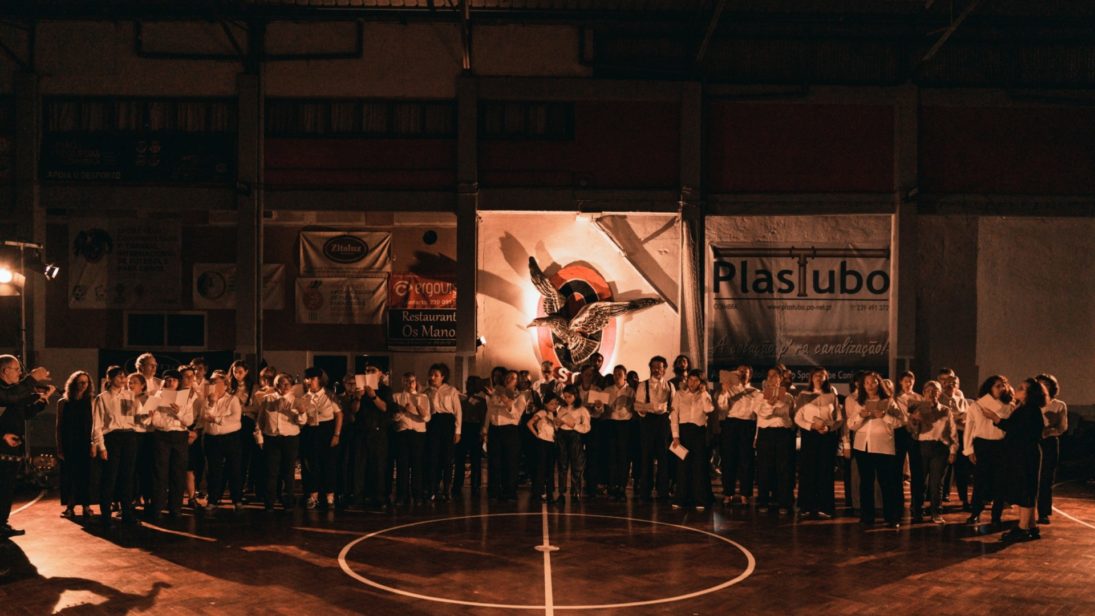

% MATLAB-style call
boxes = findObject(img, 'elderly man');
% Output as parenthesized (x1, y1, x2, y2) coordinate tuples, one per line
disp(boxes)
(0, 355, 55, 538)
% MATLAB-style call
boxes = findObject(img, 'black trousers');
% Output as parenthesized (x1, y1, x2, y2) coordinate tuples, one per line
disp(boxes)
(971, 437, 1006, 520)
(135, 432, 156, 505)
(674, 424, 709, 507)
(152, 431, 189, 515)
(531, 437, 557, 499)
(944, 429, 972, 505)
(263, 435, 299, 508)
(583, 419, 609, 495)
(240, 415, 263, 497)
(719, 418, 756, 498)
(756, 427, 795, 509)
(205, 432, 243, 505)
(487, 425, 520, 499)
(919, 441, 951, 516)
(452, 421, 483, 494)
(894, 429, 913, 511)
(1038, 436, 1059, 518)
(607, 420, 631, 494)
(99, 431, 139, 519)
(854, 450, 901, 524)
(638, 414, 670, 498)
(798, 430, 837, 514)
(353, 427, 389, 504)
(427, 413, 457, 498)
(395, 430, 426, 501)
(301, 421, 338, 496)
(61, 442, 93, 509)
(0, 458, 19, 526)
(187, 433, 205, 482)
(556, 430, 584, 495)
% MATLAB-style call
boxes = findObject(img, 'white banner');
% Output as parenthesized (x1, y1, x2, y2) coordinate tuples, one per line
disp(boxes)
(299, 231, 391, 276)
(69, 221, 181, 309)
(708, 242, 890, 381)
(296, 276, 387, 324)
(193, 263, 286, 310)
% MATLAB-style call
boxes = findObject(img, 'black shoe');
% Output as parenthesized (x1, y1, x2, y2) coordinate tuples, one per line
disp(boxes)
(1037, 516, 1050, 525)
(990, 516, 1002, 526)
(1000, 528, 1028, 542)
(911, 515, 924, 524)
(0, 525, 25, 538)
(965, 514, 981, 525)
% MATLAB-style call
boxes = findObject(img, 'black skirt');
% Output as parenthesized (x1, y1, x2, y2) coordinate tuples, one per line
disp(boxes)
(1005, 442, 1042, 508)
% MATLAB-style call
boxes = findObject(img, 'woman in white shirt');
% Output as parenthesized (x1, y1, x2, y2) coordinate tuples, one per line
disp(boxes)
(846, 371, 904, 529)
(556, 385, 591, 500)
(392, 372, 430, 506)
(716, 365, 760, 506)
(602, 365, 635, 502)
(255, 374, 307, 511)
(964, 375, 1014, 526)
(300, 367, 343, 510)
(893, 370, 923, 522)
(794, 367, 842, 519)
(755, 367, 796, 515)
(486, 370, 528, 502)
(527, 394, 561, 504)
(203, 371, 244, 510)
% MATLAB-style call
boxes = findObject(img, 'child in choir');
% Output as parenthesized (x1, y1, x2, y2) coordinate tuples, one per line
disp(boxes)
(392, 373, 431, 506)
(556, 385, 591, 500)
(670, 369, 714, 511)
(527, 393, 560, 504)
(203, 371, 244, 511)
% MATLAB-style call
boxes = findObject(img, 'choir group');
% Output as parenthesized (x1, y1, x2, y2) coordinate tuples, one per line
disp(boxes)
(0, 350, 1069, 544)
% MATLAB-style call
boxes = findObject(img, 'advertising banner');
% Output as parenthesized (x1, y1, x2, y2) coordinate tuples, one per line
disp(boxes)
(68, 221, 182, 309)
(295, 275, 387, 325)
(387, 273, 457, 347)
(193, 263, 286, 310)
(299, 231, 391, 276)
(707, 242, 890, 381)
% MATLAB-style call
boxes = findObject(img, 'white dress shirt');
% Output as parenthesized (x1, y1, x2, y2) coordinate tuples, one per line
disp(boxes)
(256, 393, 307, 437)
(962, 395, 1014, 456)
(487, 390, 528, 427)
(91, 388, 138, 451)
(393, 391, 430, 432)
(530, 409, 556, 442)
(909, 401, 959, 454)
(716, 387, 761, 422)
(756, 392, 795, 429)
(793, 391, 842, 432)
(670, 388, 714, 438)
(150, 389, 197, 432)
(603, 383, 635, 421)
(426, 383, 463, 435)
(145, 376, 164, 397)
(634, 378, 673, 416)
(939, 391, 970, 432)
(556, 405, 591, 434)
(1043, 399, 1068, 438)
(847, 398, 903, 455)
(204, 393, 243, 436)
(302, 389, 341, 426)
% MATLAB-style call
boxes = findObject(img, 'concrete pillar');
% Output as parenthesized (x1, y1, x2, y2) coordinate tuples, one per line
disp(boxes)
(890, 84, 919, 377)
(679, 82, 704, 366)
(235, 70, 264, 367)
(455, 76, 479, 384)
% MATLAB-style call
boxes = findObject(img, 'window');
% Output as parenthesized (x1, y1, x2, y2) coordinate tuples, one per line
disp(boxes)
(266, 99, 456, 138)
(125, 312, 207, 349)
(44, 97, 235, 134)
(479, 101, 574, 140)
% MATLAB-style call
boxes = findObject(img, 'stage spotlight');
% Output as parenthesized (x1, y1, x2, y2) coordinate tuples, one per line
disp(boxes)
(0, 267, 12, 284)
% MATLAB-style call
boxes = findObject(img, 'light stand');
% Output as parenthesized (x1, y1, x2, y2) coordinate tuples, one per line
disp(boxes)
(3, 240, 48, 473)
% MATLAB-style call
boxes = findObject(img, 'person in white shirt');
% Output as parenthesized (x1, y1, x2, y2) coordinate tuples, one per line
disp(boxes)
(527, 393, 561, 503)
(756, 366, 796, 515)
(255, 373, 307, 511)
(1036, 373, 1067, 525)
(202, 371, 244, 510)
(179, 366, 208, 511)
(907, 380, 957, 524)
(228, 360, 260, 504)
(91, 366, 142, 524)
(425, 363, 462, 502)
(635, 355, 673, 502)
(392, 372, 431, 506)
(893, 370, 923, 521)
(602, 365, 635, 502)
(190, 357, 209, 396)
(964, 374, 1014, 526)
(135, 352, 163, 397)
(671, 369, 714, 511)
(149, 369, 194, 520)
(486, 369, 528, 501)
(937, 369, 971, 510)
(128, 372, 156, 511)
(299, 367, 343, 510)
(556, 385, 591, 499)
(846, 371, 905, 528)
(794, 367, 843, 519)
(532, 361, 563, 401)
(716, 364, 761, 505)
(577, 364, 606, 499)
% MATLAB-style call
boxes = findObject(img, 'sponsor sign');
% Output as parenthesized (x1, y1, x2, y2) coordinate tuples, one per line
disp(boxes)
(387, 273, 457, 347)
(299, 231, 391, 276)
(295, 275, 387, 324)
(193, 263, 286, 310)
(707, 243, 890, 374)
(388, 273, 456, 309)
(68, 221, 182, 309)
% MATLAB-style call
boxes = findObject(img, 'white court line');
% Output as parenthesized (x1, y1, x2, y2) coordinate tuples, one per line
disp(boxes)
(540, 504, 555, 616)
(338, 512, 756, 611)
(141, 521, 218, 542)
(1050, 479, 1095, 530)
(10, 489, 46, 516)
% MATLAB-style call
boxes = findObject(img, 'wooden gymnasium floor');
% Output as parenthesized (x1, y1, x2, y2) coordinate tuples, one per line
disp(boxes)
(3, 479, 1095, 615)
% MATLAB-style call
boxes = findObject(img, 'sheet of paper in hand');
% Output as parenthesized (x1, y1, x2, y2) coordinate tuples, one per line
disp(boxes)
(669, 440, 689, 460)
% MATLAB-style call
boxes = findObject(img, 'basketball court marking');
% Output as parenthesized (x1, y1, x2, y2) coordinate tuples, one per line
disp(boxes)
(1051, 480, 1095, 530)
(11, 489, 46, 516)
(338, 511, 756, 612)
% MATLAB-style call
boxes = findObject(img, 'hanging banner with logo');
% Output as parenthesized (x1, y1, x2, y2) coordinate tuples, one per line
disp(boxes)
(387, 273, 457, 347)
(193, 263, 286, 310)
(299, 231, 391, 276)
(708, 242, 890, 381)
(295, 276, 387, 324)
(68, 220, 182, 309)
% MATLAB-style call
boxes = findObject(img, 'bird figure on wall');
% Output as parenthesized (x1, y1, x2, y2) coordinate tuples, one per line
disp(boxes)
(526, 256, 664, 366)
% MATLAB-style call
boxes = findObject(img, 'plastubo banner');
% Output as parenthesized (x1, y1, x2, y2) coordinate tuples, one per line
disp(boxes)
(295, 276, 387, 325)
(299, 231, 391, 276)
(707, 243, 890, 378)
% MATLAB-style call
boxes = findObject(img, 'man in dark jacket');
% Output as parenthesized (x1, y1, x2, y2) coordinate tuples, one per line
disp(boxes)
(0, 355, 55, 539)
